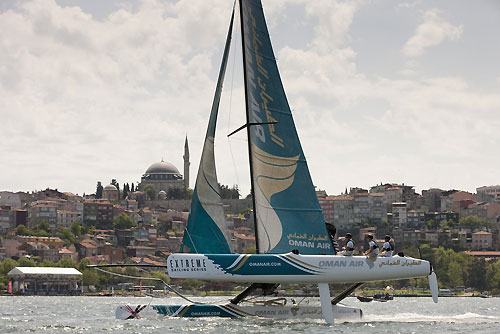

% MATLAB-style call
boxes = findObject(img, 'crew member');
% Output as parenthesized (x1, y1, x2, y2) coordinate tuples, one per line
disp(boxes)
(325, 223, 337, 242)
(380, 235, 393, 257)
(340, 233, 355, 256)
(363, 234, 379, 260)
(325, 223, 340, 254)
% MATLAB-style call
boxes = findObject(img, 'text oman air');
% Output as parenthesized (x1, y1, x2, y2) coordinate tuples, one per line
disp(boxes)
(289, 240, 331, 249)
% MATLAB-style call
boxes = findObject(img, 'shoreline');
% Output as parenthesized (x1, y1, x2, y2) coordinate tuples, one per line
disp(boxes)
(0, 292, 496, 298)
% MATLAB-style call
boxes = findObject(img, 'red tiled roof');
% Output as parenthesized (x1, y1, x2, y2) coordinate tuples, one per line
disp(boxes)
(329, 195, 353, 200)
(129, 245, 155, 250)
(465, 251, 500, 256)
(233, 233, 255, 240)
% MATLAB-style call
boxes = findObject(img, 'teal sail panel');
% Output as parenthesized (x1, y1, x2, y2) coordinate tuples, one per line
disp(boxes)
(181, 9, 235, 254)
(240, 0, 333, 255)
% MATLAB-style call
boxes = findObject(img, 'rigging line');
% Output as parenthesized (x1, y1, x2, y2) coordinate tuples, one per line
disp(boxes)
(226, 0, 241, 188)
(297, 295, 307, 306)
(94, 267, 203, 305)
(184, 228, 199, 254)
(94, 267, 230, 306)
(227, 1, 238, 132)
(226, 0, 238, 134)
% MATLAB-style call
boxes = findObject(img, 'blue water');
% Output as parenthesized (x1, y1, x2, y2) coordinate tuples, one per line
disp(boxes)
(1, 296, 499, 333)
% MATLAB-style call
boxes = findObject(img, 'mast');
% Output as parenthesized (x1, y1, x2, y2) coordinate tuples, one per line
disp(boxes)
(239, 0, 260, 254)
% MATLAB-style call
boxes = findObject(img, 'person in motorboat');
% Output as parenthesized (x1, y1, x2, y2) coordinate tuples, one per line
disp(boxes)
(340, 233, 355, 256)
(380, 235, 393, 257)
(363, 234, 379, 260)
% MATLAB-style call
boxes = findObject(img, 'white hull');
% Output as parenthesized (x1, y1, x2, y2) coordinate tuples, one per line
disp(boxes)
(167, 253, 431, 284)
(115, 302, 362, 320)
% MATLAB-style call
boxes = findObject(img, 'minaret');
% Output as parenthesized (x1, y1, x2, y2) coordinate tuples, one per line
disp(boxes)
(183, 135, 190, 189)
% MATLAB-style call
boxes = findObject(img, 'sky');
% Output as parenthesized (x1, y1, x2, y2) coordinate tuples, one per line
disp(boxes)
(1, 0, 499, 197)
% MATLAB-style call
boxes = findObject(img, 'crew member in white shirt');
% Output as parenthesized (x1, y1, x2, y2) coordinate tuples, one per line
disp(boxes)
(363, 234, 379, 260)
(340, 233, 355, 256)
(380, 235, 393, 257)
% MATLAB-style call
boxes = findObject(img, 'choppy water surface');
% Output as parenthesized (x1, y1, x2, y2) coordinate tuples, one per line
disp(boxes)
(1, 296, 499, 333)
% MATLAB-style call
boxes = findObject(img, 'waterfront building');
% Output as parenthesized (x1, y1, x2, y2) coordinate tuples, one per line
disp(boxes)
(8, 267, 82, 295)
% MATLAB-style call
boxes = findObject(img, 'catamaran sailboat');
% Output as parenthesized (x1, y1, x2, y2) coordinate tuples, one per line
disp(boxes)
(112, 0, 438, 324)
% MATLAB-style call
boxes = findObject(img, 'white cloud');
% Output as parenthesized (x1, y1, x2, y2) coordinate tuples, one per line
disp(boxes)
(402, 9, 463, 57)
(0, 0, 499, 198)
(270, 2, 499, 195)
(0, 0, 235, 193)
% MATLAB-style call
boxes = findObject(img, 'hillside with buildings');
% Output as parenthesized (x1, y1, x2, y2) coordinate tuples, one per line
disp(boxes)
(1, 181, 500, 293)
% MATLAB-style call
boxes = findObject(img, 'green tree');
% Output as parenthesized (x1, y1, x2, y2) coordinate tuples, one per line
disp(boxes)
(219, 184, 240, 199)
(447, 261, 463, 287)
(112, 213, 137, 229)
(71, 221, 82, 237)
(147, 271, 170, 289)
(439, 220, 450, 231)
(426, 219, 437, 230)
(82, 268, 100, 286)
(122, 183, 129, 199)
(486, 260, 500, 290)
(111, 179, 120, 195)
(39, 260, 56, 267)
(167, 187, 182, 199)
(78, 258, 91, 272)
(466, 258, 488, 291)
(57, 258, 76, 268)
(1, 258, 17, 274)
(18, 257, 36, 267)
(243, 246, 257, 254)
(16, 225, 31, 236)
(143, 184, 157, 201)
(36, 221, 50, 233)
(459, 216, 492, 231)
(438, 233, 450, 248)
(96, 181, 103, 199)
(124, 266, 139, 277)
(419, 244, 435, 262)
(58, 228, 76, 245)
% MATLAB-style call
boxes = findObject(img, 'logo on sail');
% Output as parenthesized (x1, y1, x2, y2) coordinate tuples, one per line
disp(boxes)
(252, 144, 300, 252)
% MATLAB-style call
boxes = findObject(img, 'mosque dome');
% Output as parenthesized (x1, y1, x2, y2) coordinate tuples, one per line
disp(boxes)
(104, 184, 118, 191)
(145, 161, 180, 175)
(103, 183, 119, 201)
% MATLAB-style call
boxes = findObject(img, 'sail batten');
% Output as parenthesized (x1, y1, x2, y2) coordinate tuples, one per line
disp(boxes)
(240, 0, 334, 255)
